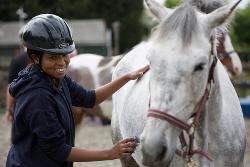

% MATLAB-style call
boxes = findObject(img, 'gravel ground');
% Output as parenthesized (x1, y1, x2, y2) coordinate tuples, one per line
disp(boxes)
(0, 117, 249, 167)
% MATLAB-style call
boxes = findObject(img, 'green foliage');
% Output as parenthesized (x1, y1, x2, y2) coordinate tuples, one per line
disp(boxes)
(0, 107, 4, 114)
(0, 0, 147, 53)
(0, 0, 23, 21)
(82, 0, 147, 53)
(165, 0, 181, 8)
(231, 5, 250, 52)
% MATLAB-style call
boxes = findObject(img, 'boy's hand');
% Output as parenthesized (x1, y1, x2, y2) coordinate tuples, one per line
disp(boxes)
(127, 64, 149, 80)
(4, 110, 13, 122)
(109, 138, 138, 159)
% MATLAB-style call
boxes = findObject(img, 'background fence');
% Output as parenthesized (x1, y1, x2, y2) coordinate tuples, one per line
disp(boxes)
(0, 52, 250, 111)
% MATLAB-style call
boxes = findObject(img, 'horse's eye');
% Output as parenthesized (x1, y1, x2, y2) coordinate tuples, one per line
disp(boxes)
(194, 63, 205, 72)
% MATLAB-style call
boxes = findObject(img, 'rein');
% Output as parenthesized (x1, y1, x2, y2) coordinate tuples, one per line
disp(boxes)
(147, 51, 217, 164)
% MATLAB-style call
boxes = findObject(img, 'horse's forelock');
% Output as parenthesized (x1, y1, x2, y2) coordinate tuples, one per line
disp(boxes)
(153, 4, 199, 46)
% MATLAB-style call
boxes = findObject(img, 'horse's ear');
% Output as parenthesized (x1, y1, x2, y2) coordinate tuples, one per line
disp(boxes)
(144, 0, 172, 21)
(205, 0, 241, 31)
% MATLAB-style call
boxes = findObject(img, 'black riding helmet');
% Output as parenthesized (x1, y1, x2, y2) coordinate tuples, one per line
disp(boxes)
(22, 14, 75, 55)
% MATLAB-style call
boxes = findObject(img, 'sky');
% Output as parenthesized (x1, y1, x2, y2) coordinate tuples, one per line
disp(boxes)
(155, 0, 250, 8)
(239, 0, 250, 8)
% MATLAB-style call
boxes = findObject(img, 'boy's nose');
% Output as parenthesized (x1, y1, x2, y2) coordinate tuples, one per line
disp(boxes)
(57, 55, 68, 65)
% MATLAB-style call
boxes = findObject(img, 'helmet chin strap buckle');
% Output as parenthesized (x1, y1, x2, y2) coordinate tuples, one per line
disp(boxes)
(58, 42, 69, 49)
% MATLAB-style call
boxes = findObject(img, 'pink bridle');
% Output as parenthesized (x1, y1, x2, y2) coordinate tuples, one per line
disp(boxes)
(147, 52, 217, 163)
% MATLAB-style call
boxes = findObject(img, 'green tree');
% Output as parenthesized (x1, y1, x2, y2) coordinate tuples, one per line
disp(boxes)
(231, 5, 250, 51)
(0, 0, 24, 21)
(81, 0, 147, 53)
(165, 0, 181, 8)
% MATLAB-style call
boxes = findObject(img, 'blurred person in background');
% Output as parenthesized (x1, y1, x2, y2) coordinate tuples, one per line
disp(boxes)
(4, 29, 32, 122)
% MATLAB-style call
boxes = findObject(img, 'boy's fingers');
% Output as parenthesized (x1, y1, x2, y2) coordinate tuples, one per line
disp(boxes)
(120, 138, 135, 143)
(122, 142, 137, 148)
(121, 153, 133, 158)
(142, 64, 150, 72)
(139, 64, 149, 73)
(122, 147, 135, 153)
(120, 136, 141, 144)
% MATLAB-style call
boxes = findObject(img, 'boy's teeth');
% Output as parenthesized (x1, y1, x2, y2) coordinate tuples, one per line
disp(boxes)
(57, 69, 64, 72)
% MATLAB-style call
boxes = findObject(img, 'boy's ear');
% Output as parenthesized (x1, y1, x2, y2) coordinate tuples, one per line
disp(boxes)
(31, 54, 39, 64)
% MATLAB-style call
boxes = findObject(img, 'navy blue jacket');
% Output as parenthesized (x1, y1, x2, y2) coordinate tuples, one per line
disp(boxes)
(6, 64, 96, 167)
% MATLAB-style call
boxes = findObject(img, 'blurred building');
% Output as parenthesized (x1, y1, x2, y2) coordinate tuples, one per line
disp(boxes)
(0, 19, 110, 63)
(67, 19, 110, 56)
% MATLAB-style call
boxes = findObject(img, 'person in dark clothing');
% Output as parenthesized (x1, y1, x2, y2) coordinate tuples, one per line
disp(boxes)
(4, 52, 31, 122)
(8, 52, 30, 83)
(6, 14, 149, 167)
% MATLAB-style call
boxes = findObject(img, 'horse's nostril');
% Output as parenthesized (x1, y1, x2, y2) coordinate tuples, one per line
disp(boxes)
(155, 145, 167, 161)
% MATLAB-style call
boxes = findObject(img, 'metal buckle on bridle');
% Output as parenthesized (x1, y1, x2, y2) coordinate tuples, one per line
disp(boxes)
(186, 158, 198, 167)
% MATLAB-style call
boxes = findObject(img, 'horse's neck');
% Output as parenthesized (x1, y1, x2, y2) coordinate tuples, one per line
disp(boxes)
(206, 61, 224, 122)
(194, 61, 246, 166)
(205, 60, 240, 124)
(196, 60, 242, 148)
(197, 62, 227, 150)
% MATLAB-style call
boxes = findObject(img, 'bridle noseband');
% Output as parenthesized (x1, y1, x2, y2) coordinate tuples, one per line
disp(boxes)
(147, 42, 217, 164)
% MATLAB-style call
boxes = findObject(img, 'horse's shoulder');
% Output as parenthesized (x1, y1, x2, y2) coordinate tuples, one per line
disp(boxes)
(112, 60, 131, 79)
(113, 43, 150, 79)
(69, 54, 104, 70)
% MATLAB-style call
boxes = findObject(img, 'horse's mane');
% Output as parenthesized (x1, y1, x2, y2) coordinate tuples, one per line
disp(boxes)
(150, 0, 231, 48)
(185, 0, 225, 13)
(186, 0, 230, 49)
(152, 4, 199, 46)
(186, 0, 228, 34)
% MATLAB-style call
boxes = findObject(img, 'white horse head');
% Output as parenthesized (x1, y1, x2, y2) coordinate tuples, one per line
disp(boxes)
(185, 0, 243, 78)
(111, 0, 246, 166)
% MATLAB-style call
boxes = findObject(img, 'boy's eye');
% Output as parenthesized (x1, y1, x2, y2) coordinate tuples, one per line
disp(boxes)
(48, 55, 57, 59)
